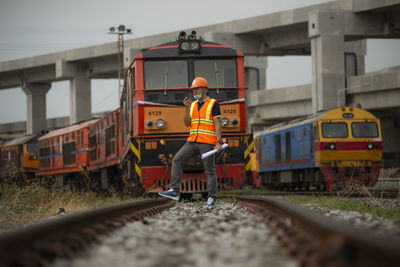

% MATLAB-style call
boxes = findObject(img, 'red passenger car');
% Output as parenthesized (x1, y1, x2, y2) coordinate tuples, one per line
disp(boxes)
(37, 119, 97, 187)
(86, 109, 122, 190)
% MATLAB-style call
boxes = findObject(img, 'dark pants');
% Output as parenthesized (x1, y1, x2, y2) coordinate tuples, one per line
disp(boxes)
(169, 142, 218, 199)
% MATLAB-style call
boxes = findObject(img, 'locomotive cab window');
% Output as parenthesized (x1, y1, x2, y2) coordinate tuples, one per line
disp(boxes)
(321, 122, 348, 138)
(351, 122, 379, 138)
(144, 60, 188, 89)
(26, 142, 38, 153)
(194, 59, 237, 87)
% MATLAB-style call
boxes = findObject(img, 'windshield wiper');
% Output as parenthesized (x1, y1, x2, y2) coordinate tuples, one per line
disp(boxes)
(214, 62, 220, 95)
(164, 64, 168, 96)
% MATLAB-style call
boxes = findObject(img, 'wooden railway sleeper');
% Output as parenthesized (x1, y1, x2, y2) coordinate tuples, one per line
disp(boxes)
(17, 250, 50, 267)
(93, 223, 110, 235)
(47, 242, 73, 259)
(65, 233, 88, 252)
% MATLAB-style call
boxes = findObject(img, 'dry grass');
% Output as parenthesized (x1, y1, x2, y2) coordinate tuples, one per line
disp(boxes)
(379, 168, 400, 179)
(0, 177, 132, 230)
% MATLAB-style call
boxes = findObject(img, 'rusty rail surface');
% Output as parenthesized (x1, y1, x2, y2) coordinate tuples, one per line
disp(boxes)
(225, 189, 400, 198)
(0, 198, 174, 267)
(235, 195, 400, 267)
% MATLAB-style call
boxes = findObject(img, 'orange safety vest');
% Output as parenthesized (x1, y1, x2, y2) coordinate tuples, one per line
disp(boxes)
(187, 98, 217, 145)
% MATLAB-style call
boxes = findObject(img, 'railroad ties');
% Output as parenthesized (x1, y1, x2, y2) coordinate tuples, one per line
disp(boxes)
(1, 196, 399, 267)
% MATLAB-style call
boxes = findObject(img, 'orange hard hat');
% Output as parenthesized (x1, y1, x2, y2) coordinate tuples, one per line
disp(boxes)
(191, 77, 208, 89)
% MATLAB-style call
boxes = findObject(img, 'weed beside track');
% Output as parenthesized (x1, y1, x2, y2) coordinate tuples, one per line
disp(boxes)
(0, 178, 131, 230)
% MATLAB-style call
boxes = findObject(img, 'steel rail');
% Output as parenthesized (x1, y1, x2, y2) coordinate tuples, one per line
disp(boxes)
(235, 195, 400, 267)
(225, 189, 400, 198)
(0, 198, 174, 267)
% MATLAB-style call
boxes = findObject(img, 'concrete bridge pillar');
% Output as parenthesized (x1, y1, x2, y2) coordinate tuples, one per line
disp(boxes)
(56, 60, 91, 124)
(309, 9, 345, 113)
(70, 72, 91, 124)
(21, 82, 51, 134)
(244, 56, 268, 91)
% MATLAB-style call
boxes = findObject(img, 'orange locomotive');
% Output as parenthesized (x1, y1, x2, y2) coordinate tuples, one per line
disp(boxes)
(0, 134, 40, 183)
(116, 31, 253, 194)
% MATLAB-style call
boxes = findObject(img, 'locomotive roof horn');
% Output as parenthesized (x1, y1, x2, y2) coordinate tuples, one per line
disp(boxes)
(178, 31, 186, 40)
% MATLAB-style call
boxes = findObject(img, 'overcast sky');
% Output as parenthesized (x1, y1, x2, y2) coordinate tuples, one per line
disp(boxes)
(0, 0, 399, 124)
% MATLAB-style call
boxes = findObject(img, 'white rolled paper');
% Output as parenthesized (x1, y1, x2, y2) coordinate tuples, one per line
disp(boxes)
(201, 143, 228, 159)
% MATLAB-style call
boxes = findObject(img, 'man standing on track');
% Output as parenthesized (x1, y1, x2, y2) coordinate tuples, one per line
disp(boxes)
(158, 77, 222, 207)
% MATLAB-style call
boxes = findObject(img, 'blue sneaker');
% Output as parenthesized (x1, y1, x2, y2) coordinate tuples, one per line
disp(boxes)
(203, 197, 216, 207)
(158, 189, 180, 201)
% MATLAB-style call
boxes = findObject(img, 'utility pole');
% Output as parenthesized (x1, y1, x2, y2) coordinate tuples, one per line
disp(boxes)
(108, 25, 133, 100)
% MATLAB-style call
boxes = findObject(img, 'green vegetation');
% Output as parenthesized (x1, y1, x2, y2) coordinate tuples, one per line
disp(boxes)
(283, 195, 400, 221)
(0, 177, 132, 230)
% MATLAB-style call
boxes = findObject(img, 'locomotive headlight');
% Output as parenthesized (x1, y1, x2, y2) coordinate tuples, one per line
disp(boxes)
(179, 41, 201, 53)
(180, 41, 190, 51)
(324, 143, 336, 150)
(231, 118, 239, 126)
(367, 143, 374, 150)
(191, 41, 200, 51)
(146, 120, 154, 128)
(221, 117, 229, 127)
(156, 119, 166, 129)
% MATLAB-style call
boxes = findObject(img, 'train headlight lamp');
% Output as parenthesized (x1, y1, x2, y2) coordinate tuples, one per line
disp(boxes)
(179, 40, 201, 53)
(367, 143, 374, 150)
(156, 119, 166, 129)
(221, 117, 229, 127)
(231, 118, 239, 126)
(191, 42, 200, 50)
(146, 120, 154, 128)
(324, 143, 336, 150)
(180, 42, 190, 51)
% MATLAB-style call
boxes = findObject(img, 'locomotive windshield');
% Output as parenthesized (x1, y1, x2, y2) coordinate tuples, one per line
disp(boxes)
(143, 58, 238, 105)
(351, 122, 379, 138)
(144, 60, 188, 89)
(194, 59, 237, 87)
(321, 122, 348, 138)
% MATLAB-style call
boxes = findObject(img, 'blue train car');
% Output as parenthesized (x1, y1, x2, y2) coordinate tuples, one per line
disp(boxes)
(258, 121, 314, 172)
(255, 117, 322, 190)
(254, 107, 383, 191)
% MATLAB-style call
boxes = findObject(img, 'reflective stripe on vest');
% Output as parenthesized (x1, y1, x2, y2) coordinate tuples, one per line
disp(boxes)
(187, 98, 217, 145)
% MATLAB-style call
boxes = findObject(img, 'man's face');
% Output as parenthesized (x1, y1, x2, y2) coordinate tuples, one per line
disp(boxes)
(192, 87, 203, 96)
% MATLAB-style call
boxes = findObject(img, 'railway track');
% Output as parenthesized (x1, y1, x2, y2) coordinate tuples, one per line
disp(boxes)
(236, 195, 400, 267)
(0, 198, 174, 267)
(0, 196, 399, 267)
(226, 188, 400, 199)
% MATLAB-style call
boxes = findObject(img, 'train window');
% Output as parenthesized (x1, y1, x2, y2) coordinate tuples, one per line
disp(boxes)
(194, 59, 237, 87)
(26, 142, 38, 153)
(321, 122, 348, 138)
(144, 60, 188, 89)
(351, 122, 379, 138)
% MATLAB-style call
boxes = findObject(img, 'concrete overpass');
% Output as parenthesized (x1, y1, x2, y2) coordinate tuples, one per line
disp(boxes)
(1, 0, 400, 164)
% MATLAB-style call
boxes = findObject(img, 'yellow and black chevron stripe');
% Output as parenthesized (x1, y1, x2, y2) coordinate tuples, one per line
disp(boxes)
(244, 135, 254, 171)
(130, 138, 142, 179)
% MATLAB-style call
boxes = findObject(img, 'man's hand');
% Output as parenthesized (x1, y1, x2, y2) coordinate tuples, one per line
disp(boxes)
(215, 142, 222, 152)
(183, 97, 192, 108)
